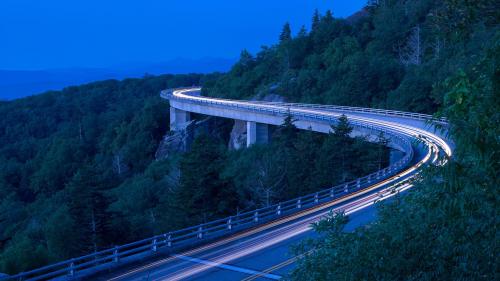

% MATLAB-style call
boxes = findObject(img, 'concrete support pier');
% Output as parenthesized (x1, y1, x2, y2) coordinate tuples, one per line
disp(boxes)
(170, 107, 191, 130)
(247, 121, 269, 147)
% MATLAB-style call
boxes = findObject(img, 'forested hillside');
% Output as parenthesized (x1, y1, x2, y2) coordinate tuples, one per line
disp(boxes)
(271, 1, 498, 280)
(1, 0, 497, 278)
(0, 74, 207, 271)
(0, 75, 388, 273)
(0, 68, 388, 272)
(205, 0, 498, 116)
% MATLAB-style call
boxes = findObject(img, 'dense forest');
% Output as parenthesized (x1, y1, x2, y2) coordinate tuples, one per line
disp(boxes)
(204, 0, 498, 116)
(1, 0, 498, 278)
(0, 74, 205, 271)
(269, 1, 498, 280)
(0, 66, 387, 272)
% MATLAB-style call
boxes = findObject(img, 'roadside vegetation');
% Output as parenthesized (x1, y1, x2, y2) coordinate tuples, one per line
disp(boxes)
(286, 1, 499, 280)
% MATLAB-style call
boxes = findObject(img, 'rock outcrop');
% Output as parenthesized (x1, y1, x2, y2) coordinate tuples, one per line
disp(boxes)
(155, 117, 231, 160)
(155, 121, 195, 160)
(228, 120, 247, 150)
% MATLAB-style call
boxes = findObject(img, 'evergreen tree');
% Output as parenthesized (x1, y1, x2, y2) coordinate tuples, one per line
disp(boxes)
(287, 128, 322, 196)
(332, 114, 353, 138)
(315, 115, 355, 186)
(176, 134, 233, 223)
(279, 22, 292, 43)
(311, 9, 321, 32)
(297, 25, 308, 38)
(323, 10, 334, 24)
(65, 164, 112, 254)
(274, 113, 299, 148)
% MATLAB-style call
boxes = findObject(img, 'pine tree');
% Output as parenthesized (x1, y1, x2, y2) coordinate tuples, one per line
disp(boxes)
(315, 115, 355, 186)
(66, 164, 112, 254)
(297, 25, 308, 38)
(312, 9, 321, 32)
(176, 134, 231, 223)
(288, 128, 322, 196)
(324, 10, 334, 25)
(275, 112, 299, 148)
(279, 22, 292, 43)
(239, 49, 254, 67)
(333, 114, 353, 138)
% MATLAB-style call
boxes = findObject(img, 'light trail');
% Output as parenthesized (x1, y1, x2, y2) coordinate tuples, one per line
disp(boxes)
(173, 88, 452, 158)
(106, 88, 449, 281)
(115, 143, 434, 281)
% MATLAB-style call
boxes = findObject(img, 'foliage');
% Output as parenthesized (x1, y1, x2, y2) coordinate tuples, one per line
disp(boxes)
(222, 116, 389, 210)
(0, 72, 388, 274)
(0, 74, 208, 273)
(3, 0, 494, 277)
(291, 2, 499, 280)
(204, 1, 498, 116)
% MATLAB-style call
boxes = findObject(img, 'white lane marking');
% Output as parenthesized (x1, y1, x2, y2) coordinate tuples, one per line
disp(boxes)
(158, 181, 418, 281)
(171, 254, 282, 280)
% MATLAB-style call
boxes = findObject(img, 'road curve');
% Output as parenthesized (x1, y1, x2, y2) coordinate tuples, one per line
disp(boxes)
(0, 88, 452, 281)
(98, 88, 452, 281)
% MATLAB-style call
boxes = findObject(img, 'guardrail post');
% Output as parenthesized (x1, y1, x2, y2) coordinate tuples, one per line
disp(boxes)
(296, 198, 302, 209)
(198, 226, 203, 239)
(113, 246, 119, 262)
(152, 238, 158, 252)
(357, 179, 361, 188)
(314, 192, 319, 203)
(68, 260, 75, 277)
(344, 184, 349, 193)
(167, 234, 172, 247)
(227, 217, 232, 230)
(276, 203, 281, 215)
(368, 175, 371, 183)
(254, 211, 259, 222)
(330, 187, 334, 197)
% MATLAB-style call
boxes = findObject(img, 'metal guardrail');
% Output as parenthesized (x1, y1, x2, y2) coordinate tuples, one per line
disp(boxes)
(163, 88, 448, 124)
(2, 89, 417, 281)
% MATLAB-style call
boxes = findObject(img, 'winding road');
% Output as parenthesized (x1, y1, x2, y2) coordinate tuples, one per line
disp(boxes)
(96, 88, 452, 281)
(1, 88, 453, 281)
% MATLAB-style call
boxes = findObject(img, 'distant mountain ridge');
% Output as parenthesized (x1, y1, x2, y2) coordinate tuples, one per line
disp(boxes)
(0, 57, 235, 100)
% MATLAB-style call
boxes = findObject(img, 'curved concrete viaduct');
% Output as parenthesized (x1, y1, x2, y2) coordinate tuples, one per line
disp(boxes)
(2, 88, 453, 281)
(167, 87, 451, 154)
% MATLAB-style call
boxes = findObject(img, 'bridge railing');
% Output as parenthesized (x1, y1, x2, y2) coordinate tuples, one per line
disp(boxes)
(162, 88, 448, 124)
(2, 90, 417, 281)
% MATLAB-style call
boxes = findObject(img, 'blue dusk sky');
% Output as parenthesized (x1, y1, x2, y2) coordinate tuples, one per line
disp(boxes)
(0, 0, 366, 70)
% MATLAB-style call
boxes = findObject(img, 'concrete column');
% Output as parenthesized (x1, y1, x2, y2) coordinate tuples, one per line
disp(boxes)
(246, 121, 269, 147)
(247, 121, 256, 147)
(170, 107, 191, 130)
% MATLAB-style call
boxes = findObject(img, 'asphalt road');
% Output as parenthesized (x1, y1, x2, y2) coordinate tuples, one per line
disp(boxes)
(94, 89, 448, 281)
(100, 201, 379, 281)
